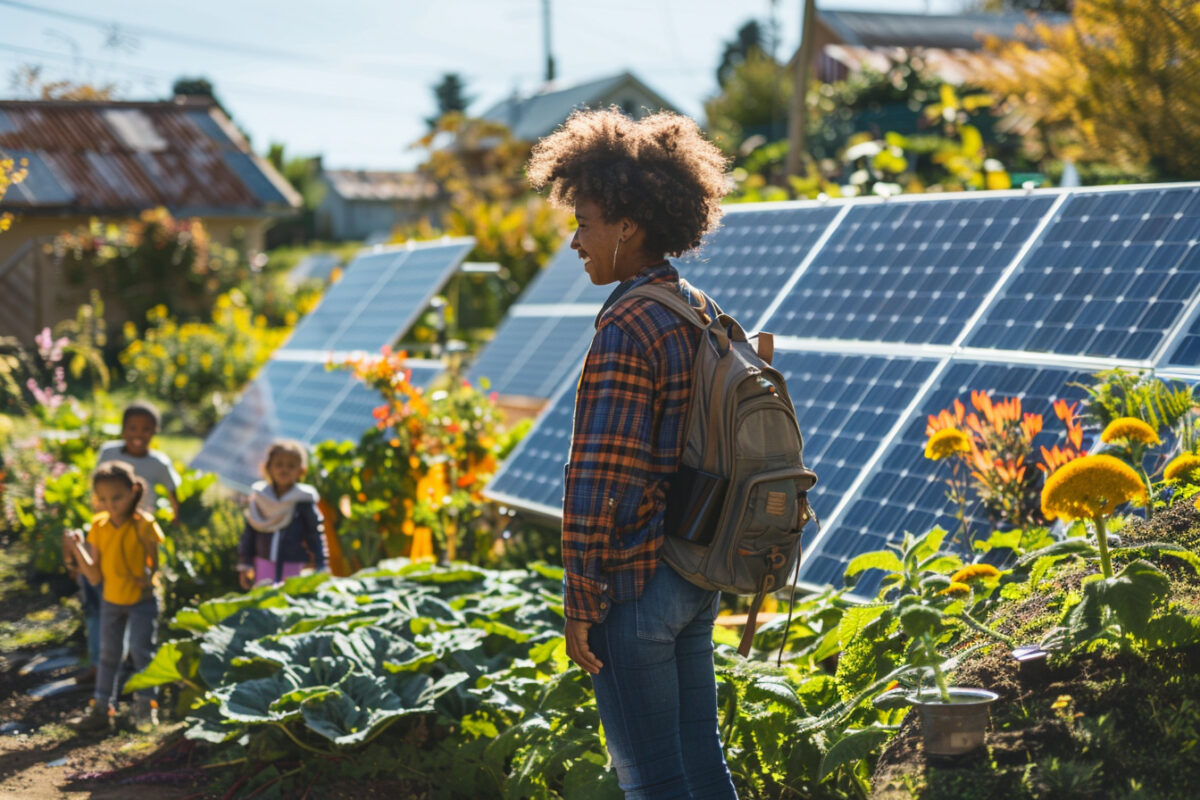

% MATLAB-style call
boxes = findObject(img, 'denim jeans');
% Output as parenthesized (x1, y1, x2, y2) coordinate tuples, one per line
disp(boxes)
(588, 562, 738, 799)
(95, 595, 158, 706)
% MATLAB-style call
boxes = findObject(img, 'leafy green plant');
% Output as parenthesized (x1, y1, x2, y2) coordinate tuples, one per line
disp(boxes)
(1077, 369, 1194, 437)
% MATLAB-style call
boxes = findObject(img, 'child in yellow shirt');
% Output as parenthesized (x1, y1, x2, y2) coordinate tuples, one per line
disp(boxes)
(63, 461, 164, 732)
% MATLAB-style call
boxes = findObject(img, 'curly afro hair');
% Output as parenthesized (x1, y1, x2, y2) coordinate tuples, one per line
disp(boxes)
(527, 108, 730, 258)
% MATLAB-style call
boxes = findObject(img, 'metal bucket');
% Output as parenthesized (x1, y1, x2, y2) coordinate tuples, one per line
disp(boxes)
(912, 688, 998, 757)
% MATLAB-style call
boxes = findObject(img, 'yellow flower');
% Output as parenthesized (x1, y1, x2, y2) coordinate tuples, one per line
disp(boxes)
(1050, 695, 1071, 711)
(199, 352, 213, 370)
(951, 564, 1001, 583)
(940, 582, 971, 596)
(1042, 454, 1147, 521)
(925, 427, 971, 461)
(174, 374, 187, 389)
(1164, 453, 1200, 484)
(1100, 417, 1160, 446)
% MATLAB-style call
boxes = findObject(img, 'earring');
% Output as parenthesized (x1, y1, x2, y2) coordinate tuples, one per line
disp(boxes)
(612, 237, 623, 273)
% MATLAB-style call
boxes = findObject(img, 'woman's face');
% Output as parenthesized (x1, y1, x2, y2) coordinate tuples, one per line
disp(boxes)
(94, 479, 137, 521)
(571, 196, 631, 285)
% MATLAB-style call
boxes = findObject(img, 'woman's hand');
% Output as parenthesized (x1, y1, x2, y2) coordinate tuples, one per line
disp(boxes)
(564, 618, 603, 675)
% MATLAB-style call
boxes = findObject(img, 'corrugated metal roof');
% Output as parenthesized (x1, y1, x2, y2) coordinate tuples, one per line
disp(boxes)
(819, 10, 1068, 51)
(0, 99, 301, 216)
(479, 71, 678, 142)
(822, 44, 1018, 86)
(324, 169, 437, 202)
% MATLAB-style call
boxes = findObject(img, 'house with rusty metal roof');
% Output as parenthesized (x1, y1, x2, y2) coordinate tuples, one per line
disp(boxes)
(0, 97, 301, 339)
(478, 71, 679, 143)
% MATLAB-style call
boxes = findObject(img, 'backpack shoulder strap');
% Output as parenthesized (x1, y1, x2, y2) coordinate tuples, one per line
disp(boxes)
(624, 283, 714, 330)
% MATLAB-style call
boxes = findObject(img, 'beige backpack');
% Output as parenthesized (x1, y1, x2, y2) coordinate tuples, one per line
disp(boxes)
(626, 284, 818, 657)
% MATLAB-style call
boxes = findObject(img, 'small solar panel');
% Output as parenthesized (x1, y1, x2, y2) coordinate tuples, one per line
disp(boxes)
(515, 239, 609, 306)
(798, 360, 1091, 596)
(967, 187, 1200, 360)
(676, 206, 842, 322)
(467, 238, 604, 399)
(284, 240, 472, 353)
(484, 376, 578, 516)
(766, 196, 1054, 343)
(469, 315, 596, 398)
(192, 361, 441, 491)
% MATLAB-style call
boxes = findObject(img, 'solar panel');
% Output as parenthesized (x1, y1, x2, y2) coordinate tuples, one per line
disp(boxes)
(479, 183, 1200, 600)
(192, 360, 442, 491)
(798, 360, 1091, 596)
(766, 196, 1055, 343)
(967, 187, 1200, 360)
(484, 375, 578, 516)
(470, 315, 596, 398)
(467, 238, 604, 398)
(192, 238, 472, 490)
(284, 240, 472, 353)
(676, 206, 842, 322)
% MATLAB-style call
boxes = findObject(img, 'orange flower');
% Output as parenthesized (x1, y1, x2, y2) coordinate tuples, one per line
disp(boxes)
(1038, 444, 1080, 475)
(1021, 413, 1043, 441)
(940, 582, 971, 596)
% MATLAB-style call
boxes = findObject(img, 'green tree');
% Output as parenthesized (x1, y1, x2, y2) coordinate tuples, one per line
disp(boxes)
(427, 72, 473, 128)
(705, 50, 791, 156)
(716, 20, 768, 87)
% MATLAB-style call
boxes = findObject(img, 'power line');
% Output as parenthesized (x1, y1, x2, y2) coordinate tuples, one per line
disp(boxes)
(0, 41, 424, 114)
(0, 0, 316, 63)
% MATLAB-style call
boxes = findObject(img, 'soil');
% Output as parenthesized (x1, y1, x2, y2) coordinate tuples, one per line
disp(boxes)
(870, 503, 1200, 800)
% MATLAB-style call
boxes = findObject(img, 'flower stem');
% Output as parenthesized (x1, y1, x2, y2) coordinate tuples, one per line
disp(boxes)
(1094, 516, 1113, 579)
(955, 611, 1016, 648)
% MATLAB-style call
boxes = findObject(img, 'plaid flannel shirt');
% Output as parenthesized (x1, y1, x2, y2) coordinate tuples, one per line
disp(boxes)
(562, 262, 701, 622)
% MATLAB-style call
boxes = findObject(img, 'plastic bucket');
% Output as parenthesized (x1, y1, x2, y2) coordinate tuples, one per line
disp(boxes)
(912, 688, 998, 757)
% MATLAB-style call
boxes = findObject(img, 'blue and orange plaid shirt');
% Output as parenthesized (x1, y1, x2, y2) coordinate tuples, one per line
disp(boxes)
(562, 262, 702, 622)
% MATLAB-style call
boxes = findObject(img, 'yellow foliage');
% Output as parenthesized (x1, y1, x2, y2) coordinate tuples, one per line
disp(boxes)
(981, 0, 1200, 177)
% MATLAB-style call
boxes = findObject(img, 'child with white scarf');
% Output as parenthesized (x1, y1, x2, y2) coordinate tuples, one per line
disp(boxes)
(237, 441, 329, 588)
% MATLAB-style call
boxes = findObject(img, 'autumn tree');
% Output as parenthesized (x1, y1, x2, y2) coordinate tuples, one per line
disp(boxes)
(982, 0, 1200, 179)
(705, 50, 792, 157)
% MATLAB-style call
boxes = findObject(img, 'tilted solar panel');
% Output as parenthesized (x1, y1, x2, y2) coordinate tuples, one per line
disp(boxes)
(675, 206, 841, 322)
(766, 195, 1054, 343)
(466, 238, 605, 398)
(798, 360, 1091, 596)
(284, 250, 407, 351)
(192, 361, 442, 492)
(967, 186, 1200, 360)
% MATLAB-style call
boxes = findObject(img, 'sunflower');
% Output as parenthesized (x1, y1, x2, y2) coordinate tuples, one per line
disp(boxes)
(1100, 417, 1161, 446)
(1041, 454, 1148, 522)
(939, 582, 971, 596)
(925, 428, 971, 461)
(1164, 453, 1200, 484)
(951, 564, 1001, 583)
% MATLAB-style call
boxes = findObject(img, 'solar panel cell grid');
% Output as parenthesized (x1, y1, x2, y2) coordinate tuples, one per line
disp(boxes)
(284, 251, 405, 351)
(798, 361, 1091, 596)
(485, 380, 578, 513)
(767, 195, 1055, 344)
(676, 207, 841, 322)
(967, 187, 1200, 359)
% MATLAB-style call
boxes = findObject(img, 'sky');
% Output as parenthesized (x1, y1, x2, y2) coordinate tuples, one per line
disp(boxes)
(2, 0, 968, 170)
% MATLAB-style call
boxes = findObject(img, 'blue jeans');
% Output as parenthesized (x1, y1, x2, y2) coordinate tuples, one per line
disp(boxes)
(95, 595, 158, 706)
(588, 562, 738, 799)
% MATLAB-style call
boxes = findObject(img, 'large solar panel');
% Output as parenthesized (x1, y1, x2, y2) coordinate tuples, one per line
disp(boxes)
(767, 196, 1054, 343)
(481, 183, 1200, 599)
(967, 187, 1200, 360)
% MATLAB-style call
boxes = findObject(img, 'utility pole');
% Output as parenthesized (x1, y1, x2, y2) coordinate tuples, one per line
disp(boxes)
(542, 0, 556, 83)
(785, 0, 817, 178)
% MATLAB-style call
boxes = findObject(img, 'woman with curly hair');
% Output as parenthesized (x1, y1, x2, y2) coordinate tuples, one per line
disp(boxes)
(528, 108, 737, 799)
